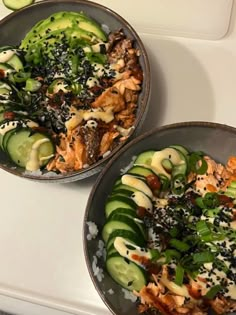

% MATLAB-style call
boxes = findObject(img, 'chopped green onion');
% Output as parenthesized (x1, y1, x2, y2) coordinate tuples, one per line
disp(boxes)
(164, 249, 181, 263)
(13, 71, 31, 83)
(203, 207, 220, 217)
(25, 78, 41, 92)
(169, 239, 190, 252)
(205, 285, 223, 299)
(196, 220, 211, 237)
(171, 174, 186, 195)
(193, 251, 214, 263)
(150, 249, 161, 261)
(214, 258, 229, 274)
(169, 226, 180, 238)
(70, 55, 79, 74)
(203, 192, 219, 208)
(86, 52, 107, 64)
(189, 153, 208, 175)
(175, 264, 185, 286)
(195, 197, 205, 209)
(159, 174, 170, 191)
(196, 220, 225, 242)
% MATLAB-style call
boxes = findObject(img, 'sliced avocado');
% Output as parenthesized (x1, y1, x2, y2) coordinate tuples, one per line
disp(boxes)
(62, 12, 107, 41)
(20, 11, 107, 50)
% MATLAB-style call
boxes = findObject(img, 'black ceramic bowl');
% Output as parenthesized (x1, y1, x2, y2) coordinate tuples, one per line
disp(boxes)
(0, 0, 150, 182)
(84, 121, 236, 315)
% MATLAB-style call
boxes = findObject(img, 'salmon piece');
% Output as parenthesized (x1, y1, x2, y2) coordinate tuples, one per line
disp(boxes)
(194, 156, 226, 195)
(91, 86, 125, 112)
(208, 296, 236, 314)
(226, 156, 236, 171)
(47, 131, 86, 173)
(113, 76, 141, 95)
(99, 131, 119, 156)
(115, 102, 137, 129)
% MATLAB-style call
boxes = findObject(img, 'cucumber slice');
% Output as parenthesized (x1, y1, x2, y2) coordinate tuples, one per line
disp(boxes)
(3, 0, 35, 11)
(106, 253, 147, 291)
(7, 55, 24, 72)
(105, 195, 136, 218)
(6, 128, 54, 169)
(2, 129, 16, 151)
(113, 184, 139, 194)
(111, 189, 135, 198)
(0, 62, 15, 76)
(113, 177, 122, 187)
(107, 208, 137, 220)
(0, 112, 6, 123)
(106, 243, 118, 257)
(0, 47, 17, 63)
(134, 150, 156, 166)
(170, 145, 189, 158)
(127, 165, 155, 178)
(102, 214, 143, 243)
(106, 229, 146, 251)
(0, 120, 38, 150)
(121, 174, 153, 198)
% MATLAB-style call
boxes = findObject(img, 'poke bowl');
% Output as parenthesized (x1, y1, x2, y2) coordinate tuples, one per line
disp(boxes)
(84, 121, 236, 315)
(0, 0, 150, 182)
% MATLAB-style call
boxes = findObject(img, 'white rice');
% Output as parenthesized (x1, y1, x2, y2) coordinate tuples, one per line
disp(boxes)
(23, 169, 60, 177)
(92, 255, 104, 282)
(107, 288, 114, 295)
(121, 288, 137, 302)
(96, 240, 106, 261)
(102, 150, 111, 158)
(86, 221, 99, 240)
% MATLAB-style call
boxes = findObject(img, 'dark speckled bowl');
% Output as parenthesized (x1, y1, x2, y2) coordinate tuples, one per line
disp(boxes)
(83, 121, 236, 315)
(0, 0, 150, 182)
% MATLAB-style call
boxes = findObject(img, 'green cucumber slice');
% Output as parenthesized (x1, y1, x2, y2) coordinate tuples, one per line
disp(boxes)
(0, 62, 15, 76)
(111, 189, 136, 198)
(113, 184, 139, 194)
(170, 145, 189, 158)
(6, 128, 54, 169)
(106, 253, 147, 291)
(7, 55, 24, 72)
(107, 208, 137, 220)
(106, 243, 118, 257)
(102, 214, 143, 243)
(134, 150, 156, 166)
(105, 195, 136, 218)
(2, 129, 16, 151)
(106, 229, 146, 251)
(127, 165, 155, 178)
(3, 0, 35, 11)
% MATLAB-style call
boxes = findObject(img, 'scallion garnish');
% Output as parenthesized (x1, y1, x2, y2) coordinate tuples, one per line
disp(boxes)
(193, 251, 214, 263)
(205, 285, 223, 299)
(189, 153, 208, 175)
(171, 174, 186, 195)
(169, 239, 190, 252)
(175, 264, 185, 286)
(159, 174, 170, 191)
(164, 249, 181, 263)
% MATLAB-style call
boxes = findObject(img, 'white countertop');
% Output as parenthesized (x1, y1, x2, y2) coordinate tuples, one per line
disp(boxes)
(0, 1, 236, 315)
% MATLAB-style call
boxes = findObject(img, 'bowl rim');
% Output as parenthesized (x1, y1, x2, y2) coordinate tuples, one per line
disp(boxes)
(0, 0, 151, 182)
(83, 120, 236, 314)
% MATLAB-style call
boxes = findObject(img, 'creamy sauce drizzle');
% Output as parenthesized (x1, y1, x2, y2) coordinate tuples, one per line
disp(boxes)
(26, 138, 54, 171)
